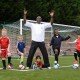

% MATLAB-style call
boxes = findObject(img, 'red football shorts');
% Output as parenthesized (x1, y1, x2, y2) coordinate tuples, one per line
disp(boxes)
(0, 49, 7, 58)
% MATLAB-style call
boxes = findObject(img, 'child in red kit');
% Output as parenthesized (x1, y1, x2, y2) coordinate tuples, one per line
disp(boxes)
(0, 28, 12, 70)
(74, 35, 80, 65)
(68, 34, 80, 65)
(33, 55, 44, 69)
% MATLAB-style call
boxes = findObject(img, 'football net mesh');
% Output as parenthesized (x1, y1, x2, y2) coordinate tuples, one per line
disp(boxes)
(2, 19, 80, 57)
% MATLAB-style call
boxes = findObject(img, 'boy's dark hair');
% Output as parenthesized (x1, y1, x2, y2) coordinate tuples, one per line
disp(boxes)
(36, 55, 41, 60)
(53, 28, 59, 36)
(54, 28, 59, 32)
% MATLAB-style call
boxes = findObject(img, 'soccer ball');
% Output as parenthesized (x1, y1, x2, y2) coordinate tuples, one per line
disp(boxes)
(57, 64, 60, 67)
(53, 61, 60, 69)
(7, 65, 12, 69)
(72, 60, 79, 69)
(54, 64, 60, 69)
(19, 64, 25, 70)
(72, 64, 79, 69)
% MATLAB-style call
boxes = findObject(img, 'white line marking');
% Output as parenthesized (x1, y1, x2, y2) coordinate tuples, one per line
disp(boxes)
(10, 69, 34, 71)
(61, 65, 72, 68)
(0, 65, 73, 71)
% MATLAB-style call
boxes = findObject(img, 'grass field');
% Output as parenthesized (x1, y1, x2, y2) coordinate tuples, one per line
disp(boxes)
(0, 56, 80, 80)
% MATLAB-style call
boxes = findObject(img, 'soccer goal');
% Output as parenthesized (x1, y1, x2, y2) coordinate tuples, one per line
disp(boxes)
(2, 19, 80, 57)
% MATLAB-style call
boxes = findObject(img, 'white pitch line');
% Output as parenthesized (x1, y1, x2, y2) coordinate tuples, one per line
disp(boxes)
(10, 69, 34, 72)
(12, 65, 72, 71)
(0, 68, 3, 70)
(0, 68, 34, 72)
(0, 65, 72, 72)
(60, 65, 72, 68)
(51, 65, 72, 69)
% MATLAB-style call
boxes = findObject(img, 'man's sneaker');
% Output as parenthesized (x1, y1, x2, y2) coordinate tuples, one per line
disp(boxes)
(3, 67, 6, 70)
(47, 67, 51, 69)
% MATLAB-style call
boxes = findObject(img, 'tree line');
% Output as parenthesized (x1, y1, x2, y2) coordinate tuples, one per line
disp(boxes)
(0, 0, 80, 26)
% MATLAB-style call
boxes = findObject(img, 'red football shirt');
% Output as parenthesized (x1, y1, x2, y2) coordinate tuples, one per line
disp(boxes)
(0, 37, 9, 49)
(76, 38, 80, 51)
(35, 61, 43, 68)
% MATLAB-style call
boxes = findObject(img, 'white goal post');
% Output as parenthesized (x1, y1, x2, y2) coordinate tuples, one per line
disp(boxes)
(20, 19, 80, 35)
(2, 19, 80, 56)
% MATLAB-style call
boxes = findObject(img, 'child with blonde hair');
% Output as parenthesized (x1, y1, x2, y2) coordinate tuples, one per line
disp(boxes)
(0, 28, 12, 69)
(17, 35, 26, 65)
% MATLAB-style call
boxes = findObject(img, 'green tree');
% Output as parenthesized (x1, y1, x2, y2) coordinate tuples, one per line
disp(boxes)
(0, 0, 80, 26)
(0, 0, 24, 23)
(48, 0, 80, 25)
(25, 0, 50, 21)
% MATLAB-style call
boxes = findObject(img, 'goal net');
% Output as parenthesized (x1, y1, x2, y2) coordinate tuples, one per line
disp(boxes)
(2, 19, 80, 57)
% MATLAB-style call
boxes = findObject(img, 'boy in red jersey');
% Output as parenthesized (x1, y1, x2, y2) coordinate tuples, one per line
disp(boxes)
(33, 55, 44, 69)
(68, 34, 80, 65)
(74, 35, 80, 65)
(0, 28, 12, 69)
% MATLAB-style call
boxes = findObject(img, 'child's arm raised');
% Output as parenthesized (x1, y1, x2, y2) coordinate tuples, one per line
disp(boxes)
(67, 39, 77, 44)
(61, 35, 71, 41)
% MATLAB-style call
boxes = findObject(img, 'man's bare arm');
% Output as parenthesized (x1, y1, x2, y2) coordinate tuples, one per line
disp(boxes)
(49, 10, 55, 25)
(23, 8, 27, 24)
